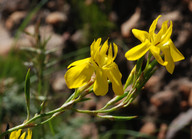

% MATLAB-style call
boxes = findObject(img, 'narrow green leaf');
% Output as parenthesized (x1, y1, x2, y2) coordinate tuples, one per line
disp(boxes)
(25, 69, 31, 102)
(78, 97, 91, 102)
(25, 68, 31, 120)
(123, 66, 136, 90)
(136, 56, 144, 73)
(97, 115, 137, 120)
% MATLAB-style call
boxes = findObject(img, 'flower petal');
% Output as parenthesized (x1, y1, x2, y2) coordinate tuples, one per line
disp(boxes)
(91, 38, 101, 58)
(10, 130, 17, 139)
(90, 40, 96, 57)
(93, 67, 108, 96)
(100, 39, 108, 56)
(149, 15, 162, 36)
(113, 43, 118, 60)
(162, 46, 175, 74)
(26, 129, 32, 139)
(64, 58, 94, 89)
(125, 40, 150, 61)
(10, 129, 22, 139)
(104, 62, 123, 95)
(154, 20, 168, 44)
(161, 20, 168, 33)
(132, 29, 149, 42)
(98, 40, 109, 66)
(101, 44, 113, 67)
(150, 45, 168, 66)
(161, 21, 173, 43)
(169, 40, 185, 62)
(20, 132, 26, 139)
(108, 43, 113, 59)
(67, 58, 92, 68)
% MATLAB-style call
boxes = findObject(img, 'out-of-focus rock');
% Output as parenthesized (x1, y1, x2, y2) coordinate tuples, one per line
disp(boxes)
(46, 0, 66, 11)
(140, 122, 156, 135)
(47, 1, 57, 10)
(150, 91, 173, 107)
(144, 75, 161, 93)
(46, 12, 67, 25)
(179, 83, 192, 97)
(85, 0, 93, 5)
(0, 0, 28, 18)
(180, 100, 188, 110)
(5, 11, 26, 30)
(51, 71, 70, 93)
(178, 79, 192, 106)
(150, 90, 179, 114)
(45, 33, 63, 55)
(160, 78, 192, 110)
(109, 11, 118, 22)
(96, 96, 111, 110)
(71, 30, 86, 44)
(157, 11, 182, 26)
(52, 75, 67, 92)
(23, 25, 64, 55)
(46, 12, 68, 34)
(166, 108, 192, 139)
(174, 23, 192, 48)
(188, 89, 192, 107)
(165, 78, 192, 93)
(0, 23, 13, 55)
(158, 123, 168, 139)
(98, 0, 104, 3)
(80, 123, 98, 139)
(121, 8, 141, 38)
(82, 94, 96, 110)
(188, 0, 192, 12)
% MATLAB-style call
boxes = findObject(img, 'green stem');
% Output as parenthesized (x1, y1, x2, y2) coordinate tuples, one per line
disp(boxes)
(0, 99, 76, 138)
(123, 88, 136, 104)
(144, 52, 152, 71)
(144, 59, 158, 76)
(74, 102, 124, 115)
(124, 59, 158, 107)
(132, 57, 144, 88)
(65, 79, 94, 103)
(123, 66, 136, 90)
(26, 105, 30, 121)
(1, 86, 93, 138)
(101, 91, 129, 110)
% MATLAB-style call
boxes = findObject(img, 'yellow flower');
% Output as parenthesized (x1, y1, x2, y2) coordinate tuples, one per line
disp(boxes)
(125, 15, 185, 74)
(9, 129, 32, 139)
(64, 38, 124, 96)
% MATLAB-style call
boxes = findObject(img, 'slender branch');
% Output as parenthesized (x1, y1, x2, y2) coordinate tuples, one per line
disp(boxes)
(0, 99, 76, 137)
(74, 102, 124, 114)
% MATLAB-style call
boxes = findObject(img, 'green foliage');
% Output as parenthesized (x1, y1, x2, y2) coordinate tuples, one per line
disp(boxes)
(0, 85, 26, 123)
(24, 68, 31, 120)
(25, 69, 31, 104)
(49, 117, 86, 139)
(0, 50, 26, 83)
(31, 115, 87, 139)
(70, 0, 115, 41)
(1, 1, 187, 138)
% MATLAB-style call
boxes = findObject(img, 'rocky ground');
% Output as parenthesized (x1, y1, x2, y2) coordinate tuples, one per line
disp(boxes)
(0, 0, 192, 138)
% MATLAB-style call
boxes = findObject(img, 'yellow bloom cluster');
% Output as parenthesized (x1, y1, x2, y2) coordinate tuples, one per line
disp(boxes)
(65, 15, 185, 96)
(125, 15, 184, 74)
(65, 38, 124, 96)
(9, 129, 32, 139)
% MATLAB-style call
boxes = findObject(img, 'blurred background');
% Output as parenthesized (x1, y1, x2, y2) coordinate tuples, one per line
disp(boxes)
(0, 0, 192, 138)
